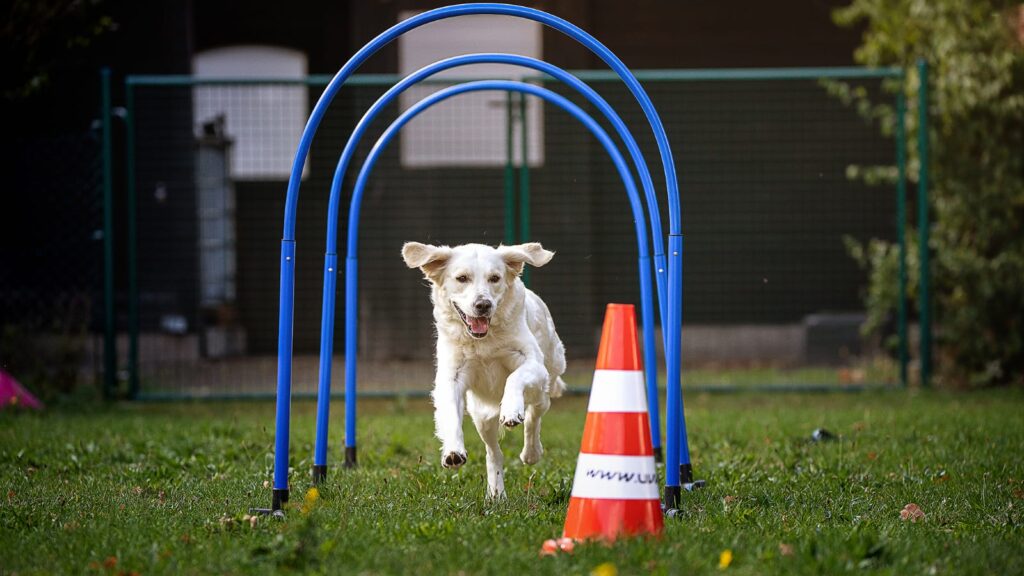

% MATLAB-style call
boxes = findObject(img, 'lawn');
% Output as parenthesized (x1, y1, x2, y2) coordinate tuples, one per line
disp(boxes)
(2, 390, 1023, 575)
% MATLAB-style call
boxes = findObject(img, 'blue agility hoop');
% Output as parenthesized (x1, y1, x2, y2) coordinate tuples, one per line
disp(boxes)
(269, 3, 692, 513)
(310, 53, 669, 479)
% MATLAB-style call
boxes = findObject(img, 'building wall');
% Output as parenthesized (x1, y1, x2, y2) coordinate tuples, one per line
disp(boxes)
(5, 1, 886, 366)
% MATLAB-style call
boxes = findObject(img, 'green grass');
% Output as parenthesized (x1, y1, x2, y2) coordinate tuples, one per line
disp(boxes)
(2, 390, 1023, 575)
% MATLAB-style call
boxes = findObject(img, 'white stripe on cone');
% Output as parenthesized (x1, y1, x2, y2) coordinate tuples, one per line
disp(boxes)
(587, 370, 649, 413)
(570, 453, 659, 500)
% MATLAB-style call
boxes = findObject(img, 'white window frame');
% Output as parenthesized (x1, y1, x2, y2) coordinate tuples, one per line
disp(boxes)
(192, 45, 309, 180)
(397, 12, 544, 168)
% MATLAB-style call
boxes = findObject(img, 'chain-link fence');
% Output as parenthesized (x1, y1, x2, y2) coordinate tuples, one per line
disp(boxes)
(119, 68, 914, 400)
(1, 129, 106, 400)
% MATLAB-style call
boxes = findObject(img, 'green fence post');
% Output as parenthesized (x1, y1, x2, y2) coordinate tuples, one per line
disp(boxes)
(895, 90, 908, 388)
(916, 59, 931, 387)
(125, 80, 140, 399)
(100, 67, 117, 399)
(518, 92, 531, 286)
(504, 92, 516, 245)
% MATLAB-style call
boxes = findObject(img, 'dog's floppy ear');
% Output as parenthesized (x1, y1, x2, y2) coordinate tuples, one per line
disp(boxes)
(498, 242, 554, 276)
(402, 242, 452, 281)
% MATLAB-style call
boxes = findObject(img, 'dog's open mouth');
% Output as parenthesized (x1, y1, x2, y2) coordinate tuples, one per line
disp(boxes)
(452, 302, 489, 338)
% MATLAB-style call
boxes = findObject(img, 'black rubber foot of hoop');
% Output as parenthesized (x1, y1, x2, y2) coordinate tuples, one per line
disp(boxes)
(344, 447, 357, 468)
(653, 447, 663, 463)
(273, 488, 289, 510)
(663, 485, 681, 512)
(680, 463, 706, 491)
(312, 465, 327, 485)
(251, 488, 289, 517)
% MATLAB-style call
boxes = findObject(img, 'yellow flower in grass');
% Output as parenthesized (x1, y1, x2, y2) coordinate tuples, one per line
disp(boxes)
(590, 562, 617, 576)
(302, 487, 320, 514)
(718, 549, 733, 569)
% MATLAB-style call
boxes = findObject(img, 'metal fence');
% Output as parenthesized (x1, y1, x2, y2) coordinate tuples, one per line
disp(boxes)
(0, 111, 107, 400)
(109, 67, 924, 400)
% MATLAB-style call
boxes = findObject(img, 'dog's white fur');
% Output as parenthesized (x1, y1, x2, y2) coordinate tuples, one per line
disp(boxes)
(402, 242, 566, 498)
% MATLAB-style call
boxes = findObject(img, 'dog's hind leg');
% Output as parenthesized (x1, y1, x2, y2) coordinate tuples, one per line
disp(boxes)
(468, 396, 505, 499)
(520, 394, 549, 465)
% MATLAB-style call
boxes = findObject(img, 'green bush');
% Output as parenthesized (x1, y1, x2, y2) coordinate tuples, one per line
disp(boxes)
(834, 0, 1024, 386)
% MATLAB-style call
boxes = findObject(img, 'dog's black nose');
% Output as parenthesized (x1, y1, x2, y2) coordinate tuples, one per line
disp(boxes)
(474, 300, 492, 315)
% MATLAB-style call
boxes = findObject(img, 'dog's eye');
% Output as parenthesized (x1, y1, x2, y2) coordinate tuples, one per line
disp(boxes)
(455, 275, 469, 283)
(488, 275, 501, 283)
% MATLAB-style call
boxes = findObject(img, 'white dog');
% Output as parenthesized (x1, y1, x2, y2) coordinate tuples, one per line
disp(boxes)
(402, 242, 567, 498)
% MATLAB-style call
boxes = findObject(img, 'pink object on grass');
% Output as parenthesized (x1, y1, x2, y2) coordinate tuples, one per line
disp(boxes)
(0, 369, 44, 410)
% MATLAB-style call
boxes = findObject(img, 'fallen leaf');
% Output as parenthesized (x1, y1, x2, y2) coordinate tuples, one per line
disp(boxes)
(540, 537, 575, 557)
(779, 543, 794, 556)
(723, 495, 737, 505)
(103, 556, 118, 569)
(133, 486, 143, 495)
(718, 549, 733, 569)
(556, 538, 575, 553)
(1013, 489, 1024, 499)
(867, 452, 878, 461)
(900, 503, 925, 522)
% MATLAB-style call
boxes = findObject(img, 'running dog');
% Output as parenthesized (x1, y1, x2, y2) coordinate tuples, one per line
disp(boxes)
(401, 242, 567, 499)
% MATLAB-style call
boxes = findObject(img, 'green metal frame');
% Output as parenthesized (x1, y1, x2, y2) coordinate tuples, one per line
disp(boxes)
(518, 92, 532, 286)
(100, 68, 116, 399)
(124, 66, 904, 86)
(124, 82, 140, 399)
(896, 93, 909, 387)
(116, 65, 928, 399)
(134, 383, 884, 403)
(504, 91, 516, 245)
(916, 60, 931, 387)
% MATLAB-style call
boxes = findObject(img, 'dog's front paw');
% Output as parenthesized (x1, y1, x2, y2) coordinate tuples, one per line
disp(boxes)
(441, 451, 467, 469)
(499, 410, 524, 428)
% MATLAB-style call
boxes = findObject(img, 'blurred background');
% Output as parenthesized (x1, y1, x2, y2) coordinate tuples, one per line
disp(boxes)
(2, 0, 1021, 401)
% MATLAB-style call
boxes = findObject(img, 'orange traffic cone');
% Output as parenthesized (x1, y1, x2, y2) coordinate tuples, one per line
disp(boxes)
(562, 303, 663, 542)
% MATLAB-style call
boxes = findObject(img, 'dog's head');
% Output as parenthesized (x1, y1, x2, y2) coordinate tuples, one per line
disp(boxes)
(401, 242, 554, 339)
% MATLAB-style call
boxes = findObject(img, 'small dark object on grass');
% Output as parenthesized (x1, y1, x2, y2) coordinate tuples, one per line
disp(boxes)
(249, 507, 286, 519)
(684, 480, 706, 491)
(664, 507, 682, 519)
(811, 428, 837, 442)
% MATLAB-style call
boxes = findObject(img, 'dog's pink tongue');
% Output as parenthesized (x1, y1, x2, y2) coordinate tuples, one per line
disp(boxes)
(469, 316, 489, 334)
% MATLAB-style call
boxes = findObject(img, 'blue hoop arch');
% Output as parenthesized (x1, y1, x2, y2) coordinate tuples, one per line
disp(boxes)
(311, 53, 671, 478)
(344, 81, 653, 480)
(269, 3, 691, 512)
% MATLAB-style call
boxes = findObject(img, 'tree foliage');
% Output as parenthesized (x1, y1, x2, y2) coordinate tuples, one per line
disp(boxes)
(834, 0, 1024, 386)
(1, 0, 116, 101)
